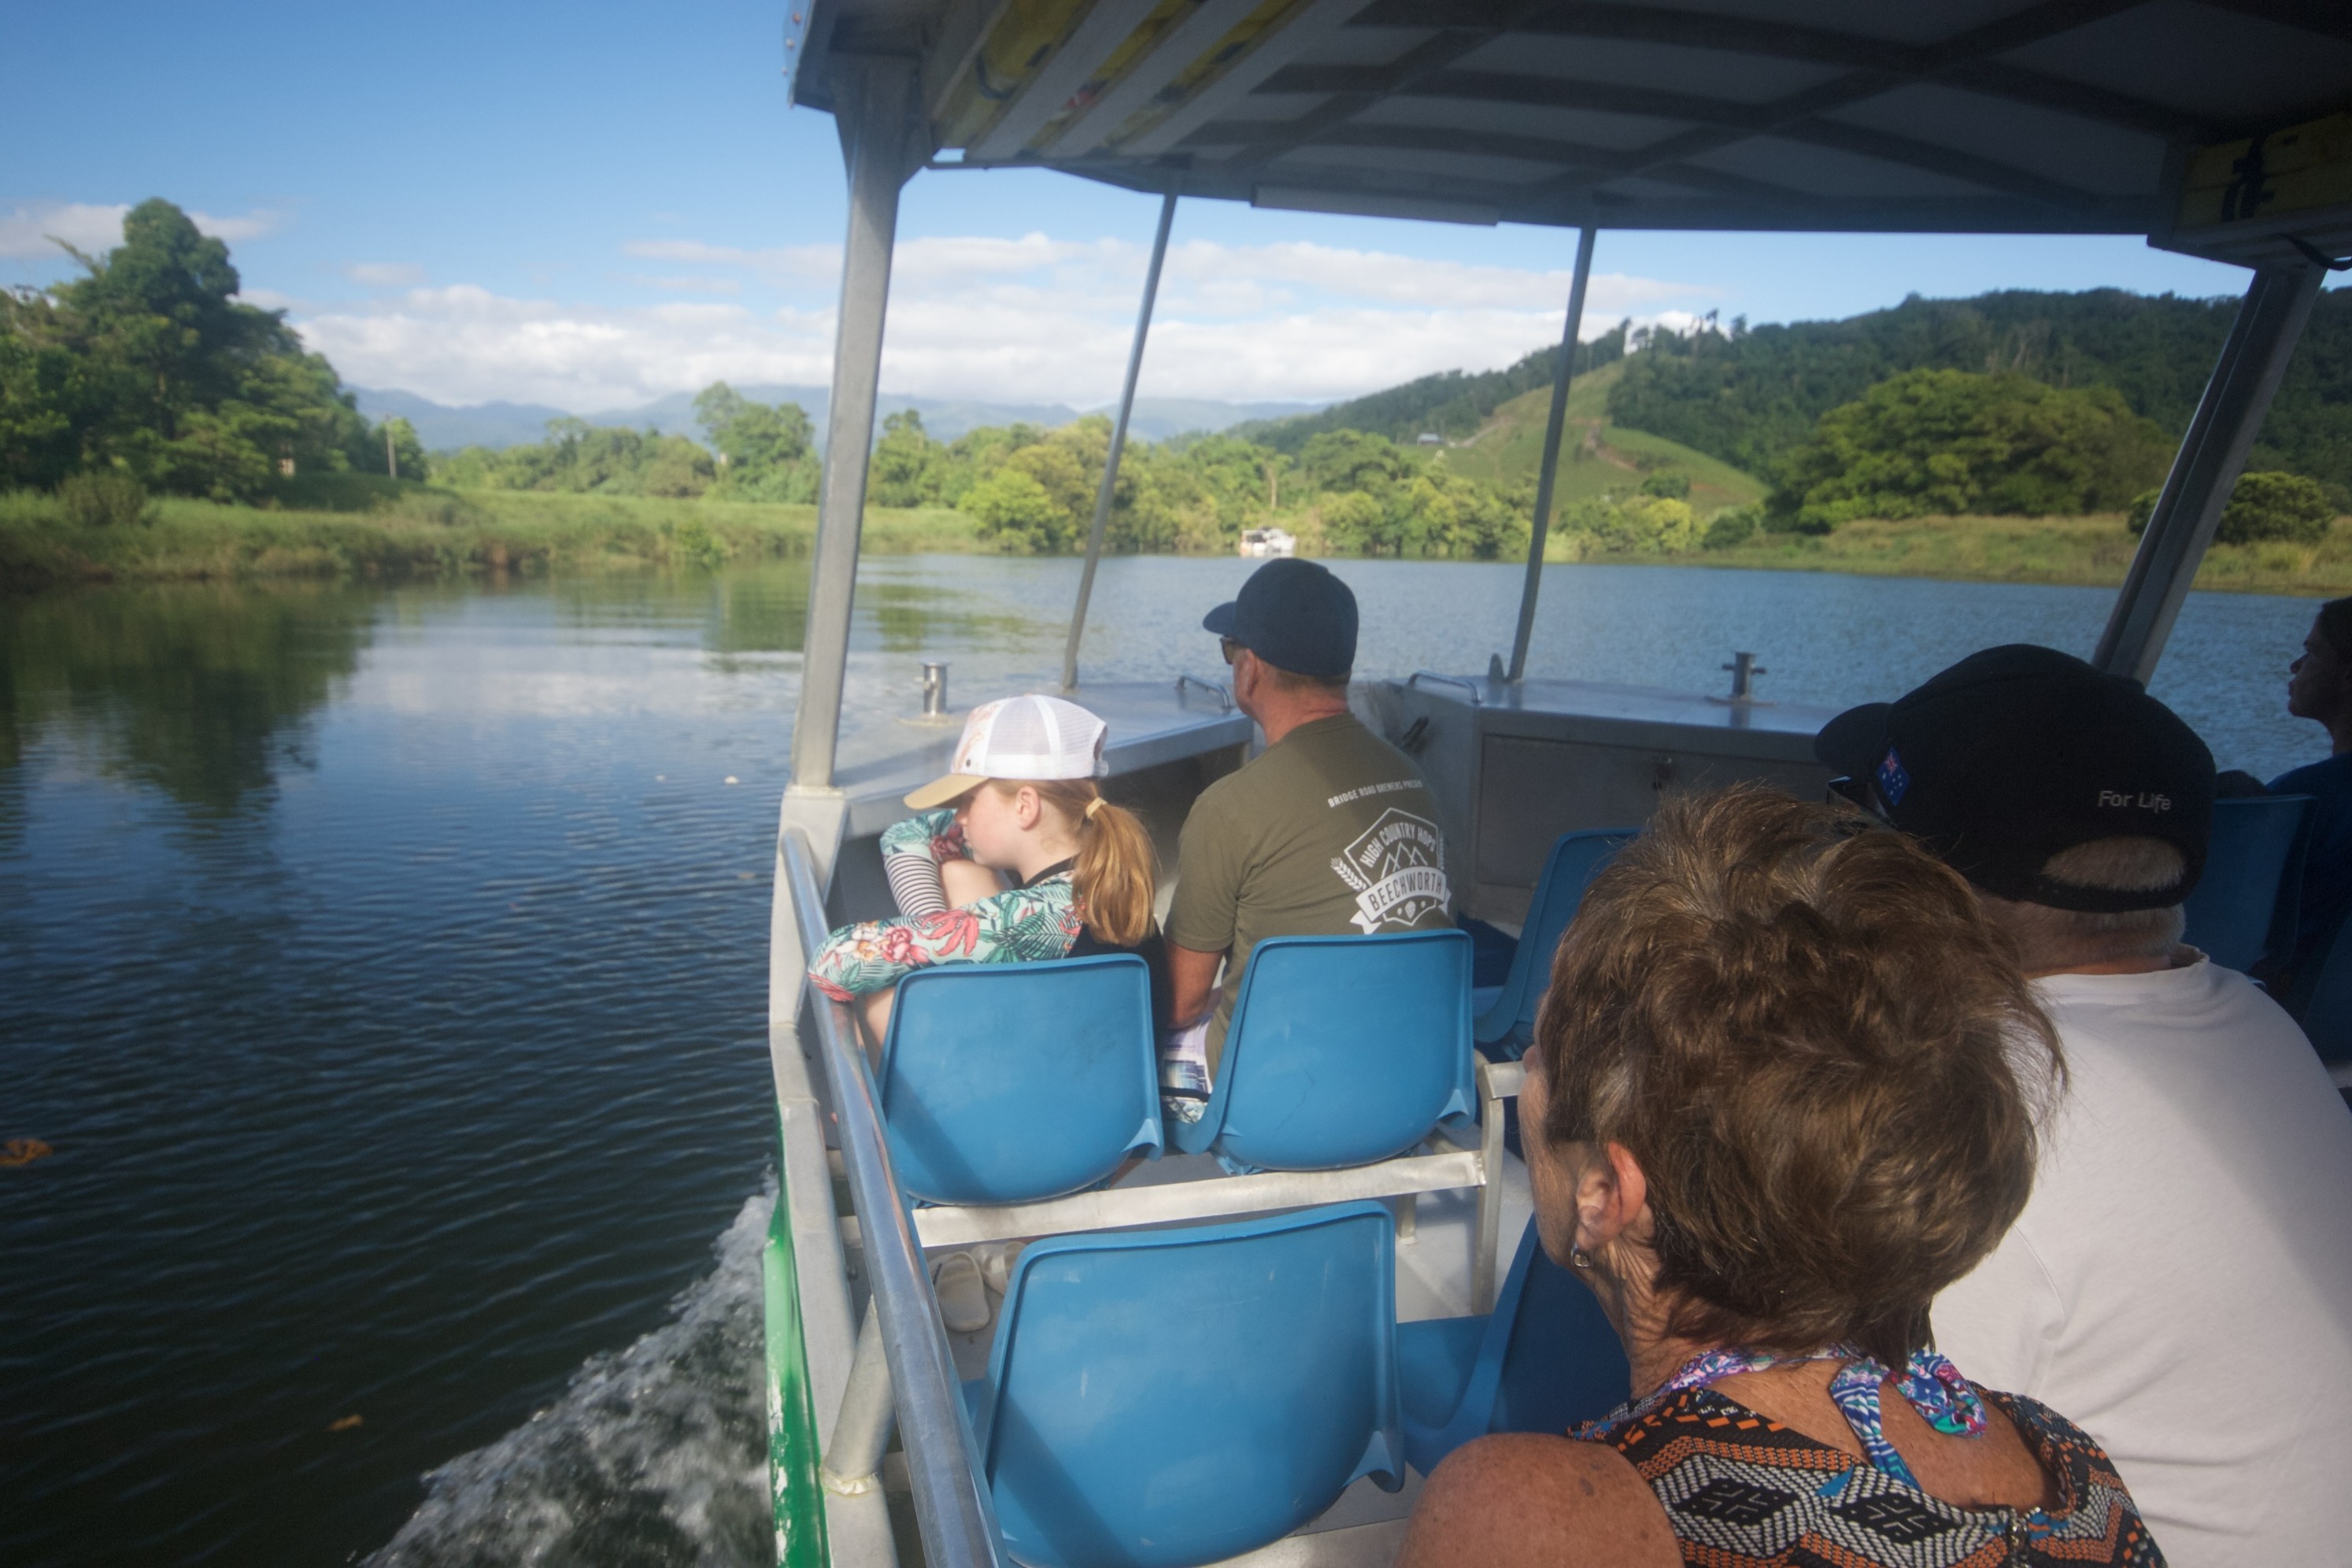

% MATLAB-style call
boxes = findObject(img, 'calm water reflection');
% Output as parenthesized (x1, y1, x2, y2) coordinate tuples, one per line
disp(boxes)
(0, 558, 2330, 1566)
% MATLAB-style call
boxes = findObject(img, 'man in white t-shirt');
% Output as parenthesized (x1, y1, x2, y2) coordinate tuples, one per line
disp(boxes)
(1818, 645, 2352, 1566)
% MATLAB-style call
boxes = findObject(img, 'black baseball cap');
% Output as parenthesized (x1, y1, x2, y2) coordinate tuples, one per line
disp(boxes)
(1814, 645, 2215, 912)
(1203, 559, 1357, 679)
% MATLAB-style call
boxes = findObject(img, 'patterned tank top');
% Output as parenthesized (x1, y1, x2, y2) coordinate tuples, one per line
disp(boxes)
(1594, 1383, 2162, 1566)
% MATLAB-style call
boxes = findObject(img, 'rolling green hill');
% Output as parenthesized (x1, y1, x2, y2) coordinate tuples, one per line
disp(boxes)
(1608, 287, 2352, 494)
(1431, 361, 1767, 514)
(1227, 324, 1629, 453)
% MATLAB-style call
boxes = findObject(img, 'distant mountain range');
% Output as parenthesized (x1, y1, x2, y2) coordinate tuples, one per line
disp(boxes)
(349, 384, 1323, 453)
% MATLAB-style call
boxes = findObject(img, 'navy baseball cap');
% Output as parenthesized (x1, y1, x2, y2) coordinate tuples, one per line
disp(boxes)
(1815, 645, 2215, 912)
(1203, 559, 1358, 679)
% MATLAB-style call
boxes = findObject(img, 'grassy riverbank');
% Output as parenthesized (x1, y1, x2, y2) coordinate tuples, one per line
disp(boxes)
(1655, 512, 2352, 597)
(6, 483, 2349, 597)
(0, 483, 982, 590)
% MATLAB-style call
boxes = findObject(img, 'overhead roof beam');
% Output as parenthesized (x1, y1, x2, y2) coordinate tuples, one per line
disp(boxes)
(1267, 55, 2194, 141)
(1230, 76, 2109, 210)
(1200, 116, 2102, 211)
(2195, 0, 2352, 46)
(968, 0, 1167, 161)
(1221, 1, 1568, 168)
(1514, 0, 2154, 214)
(1209, 0, 2150, 206)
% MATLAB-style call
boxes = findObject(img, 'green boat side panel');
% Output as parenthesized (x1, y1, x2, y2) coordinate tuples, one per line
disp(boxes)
(764, 1126, 833, 1568)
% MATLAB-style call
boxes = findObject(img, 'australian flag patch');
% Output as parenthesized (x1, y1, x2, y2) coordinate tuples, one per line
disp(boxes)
(1877, 746, 1911, 806)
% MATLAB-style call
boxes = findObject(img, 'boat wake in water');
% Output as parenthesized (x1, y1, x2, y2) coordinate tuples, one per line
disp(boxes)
(367, 1185, 776, 1567)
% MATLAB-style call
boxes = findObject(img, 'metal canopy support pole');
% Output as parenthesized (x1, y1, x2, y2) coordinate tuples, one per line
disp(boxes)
(1062, 191, 1178, 691)
(2093, 263, 2324, 686)
(793, 57, 923, 790)
(1504, 226, 1596, 685)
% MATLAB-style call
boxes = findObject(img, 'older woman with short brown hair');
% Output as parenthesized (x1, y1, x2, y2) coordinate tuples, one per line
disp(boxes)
(1400, 786, 2165, 1567)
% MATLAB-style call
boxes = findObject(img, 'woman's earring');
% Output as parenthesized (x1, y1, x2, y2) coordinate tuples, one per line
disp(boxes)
(1569, 1246, 1595, 1270)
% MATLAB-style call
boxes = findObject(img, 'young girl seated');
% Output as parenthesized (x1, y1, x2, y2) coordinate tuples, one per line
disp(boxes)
(808, 694, 1170, 1050)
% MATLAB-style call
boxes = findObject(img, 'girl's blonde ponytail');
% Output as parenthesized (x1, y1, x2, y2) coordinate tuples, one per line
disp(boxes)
(1033, 780, 1157, 946)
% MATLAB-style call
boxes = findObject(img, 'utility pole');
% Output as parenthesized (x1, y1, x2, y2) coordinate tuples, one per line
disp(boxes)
(385, 425, 398, 481)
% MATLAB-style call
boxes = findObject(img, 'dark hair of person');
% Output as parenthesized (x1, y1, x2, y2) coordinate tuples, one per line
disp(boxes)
(992, 778, 1157, 947)
(1533, 786, 2062, 1370)
(2317, 596, 2352, 663)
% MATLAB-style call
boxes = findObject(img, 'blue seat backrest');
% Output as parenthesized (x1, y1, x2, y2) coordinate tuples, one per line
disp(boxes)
(1396, 1219, 1631, 1477)
(1477, 830, 1636, 1053)
(978, 1202, 1403, 1568)
(2183, 795, 2314, 973)
(1491, 1224, 1631, 1435)
(2298, 912, 2352, 1065)
(879, 955, 1160, 1206)
(1179, 929, 1474, 1170)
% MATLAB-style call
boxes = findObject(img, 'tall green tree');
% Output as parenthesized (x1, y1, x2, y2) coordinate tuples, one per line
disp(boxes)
(1766, 369, 2170, 532)
(868, 409, 942, 506)
(696, 382, 815, 500)
(0, 198, 375, 499)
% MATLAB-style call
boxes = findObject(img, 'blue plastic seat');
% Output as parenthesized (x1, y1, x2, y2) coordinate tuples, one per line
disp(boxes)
(1170, 930, 1474, 1170)
(1474, 830, 1636, 1060)
(878, 955, 1160, 1207)
(2183, 794, 2313, 973)
(970, 1202, 1404, 1568)
(2297, 912, 2352, 1067)
(1396, 1219, 1631, 1477)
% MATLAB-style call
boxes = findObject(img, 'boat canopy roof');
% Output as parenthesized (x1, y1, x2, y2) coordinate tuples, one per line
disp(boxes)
(787, 0, 2351, 264)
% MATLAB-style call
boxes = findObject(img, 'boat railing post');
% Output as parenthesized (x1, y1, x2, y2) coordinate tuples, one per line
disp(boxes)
(823, 1303, 898, 1494)
(2093, 261, 2324, 686)
(784, 827, 1008, 1568)
(1504, 225, 1596, 686)
(793, 54, 929, 793)
(1062, 190, 1178, 692)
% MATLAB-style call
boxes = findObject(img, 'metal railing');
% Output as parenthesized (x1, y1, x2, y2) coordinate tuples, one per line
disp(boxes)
(781, 827, 1008, 1568)
(1407, 671, 1483, 706)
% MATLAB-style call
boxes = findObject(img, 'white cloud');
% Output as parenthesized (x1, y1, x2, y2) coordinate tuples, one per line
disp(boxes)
(625, 274, 743, 295)
(292, 231, 1717, 409)
(0, 202, 131, 260)
(0, 201, 282, 261)
(346, 261, 427, 287)
(620, 238, 837, 279)
(195, 209, 281, 242)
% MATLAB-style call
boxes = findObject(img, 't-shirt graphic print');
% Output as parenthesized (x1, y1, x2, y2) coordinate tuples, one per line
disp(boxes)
(1333, 807, 1449, 932)
(1167, 712, 1455, 1071)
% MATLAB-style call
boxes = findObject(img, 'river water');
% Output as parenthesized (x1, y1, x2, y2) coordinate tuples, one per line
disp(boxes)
(0, 556, 2327, 1565)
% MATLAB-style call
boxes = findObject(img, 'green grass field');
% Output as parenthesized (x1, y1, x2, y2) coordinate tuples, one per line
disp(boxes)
(1660, 512, 2352, 597)
(1433, 361, 1769, 514)
(0, 483, 984, 590)
(7, 473, 2348, 600)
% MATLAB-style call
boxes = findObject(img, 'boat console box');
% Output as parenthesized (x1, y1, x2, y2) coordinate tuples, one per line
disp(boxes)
(1370, 677, 1840, 930)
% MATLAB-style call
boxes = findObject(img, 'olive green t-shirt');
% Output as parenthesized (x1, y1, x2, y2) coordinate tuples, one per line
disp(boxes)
(1166, 712, 1454, 1069)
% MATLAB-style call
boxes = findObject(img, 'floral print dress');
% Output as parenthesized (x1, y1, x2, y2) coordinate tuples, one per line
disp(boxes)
(808, 810, 1083, 1000)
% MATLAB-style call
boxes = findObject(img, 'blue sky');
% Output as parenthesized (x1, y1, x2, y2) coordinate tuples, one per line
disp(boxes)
(2, 0, 2302, 414)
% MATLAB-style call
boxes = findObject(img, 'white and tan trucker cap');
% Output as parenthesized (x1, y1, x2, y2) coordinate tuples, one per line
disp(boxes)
(904, 694, 1109, 809)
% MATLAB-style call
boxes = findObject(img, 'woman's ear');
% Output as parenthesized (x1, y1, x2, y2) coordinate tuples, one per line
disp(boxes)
(1013, 785, 1044, 830)
(1575, 1141, 1650, 1255)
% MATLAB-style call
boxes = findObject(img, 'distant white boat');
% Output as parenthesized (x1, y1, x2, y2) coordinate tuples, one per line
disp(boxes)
(1238, 526, 1296, 558)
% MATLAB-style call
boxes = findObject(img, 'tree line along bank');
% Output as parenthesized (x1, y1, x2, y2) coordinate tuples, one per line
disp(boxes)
(6, 200, 2347, 564)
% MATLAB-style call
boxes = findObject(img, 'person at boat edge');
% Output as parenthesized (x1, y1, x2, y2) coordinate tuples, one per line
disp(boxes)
(2258, 594, 2352, 1004)
(1819, 644, 2352, 1566)
(806, 693, 1169, 1052)
(1401, 786, 2162, 1568)
(1161, 558, 1455, 1110)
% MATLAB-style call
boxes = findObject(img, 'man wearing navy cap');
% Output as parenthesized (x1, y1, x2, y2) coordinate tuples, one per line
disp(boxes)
(1818, 645, 2352, 1566)
(1161, 560, 1453, 1103)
